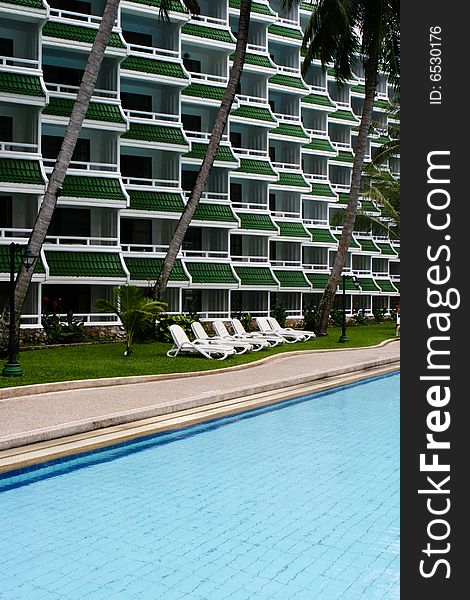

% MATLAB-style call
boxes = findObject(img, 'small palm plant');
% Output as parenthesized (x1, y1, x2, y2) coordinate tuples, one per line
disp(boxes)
(96, 286, 165, 356)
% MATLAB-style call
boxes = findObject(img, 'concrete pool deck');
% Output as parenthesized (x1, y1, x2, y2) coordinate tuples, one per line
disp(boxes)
(0, 340, 400, 472)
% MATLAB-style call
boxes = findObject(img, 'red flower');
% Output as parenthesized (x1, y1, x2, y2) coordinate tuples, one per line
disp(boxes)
(43, 296, 48, 304)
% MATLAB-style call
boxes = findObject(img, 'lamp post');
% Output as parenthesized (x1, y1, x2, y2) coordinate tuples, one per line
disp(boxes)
(2, 243, 37, 377)
(338, 274, 359, 343)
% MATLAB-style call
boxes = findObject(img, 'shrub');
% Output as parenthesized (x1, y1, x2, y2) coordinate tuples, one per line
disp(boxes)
(42, 297, 85, 344)
(329, 307, 344, 327)
(353, 309, 367, 325)
(302, 304, 321, 334)
(373, 307, 386, 323)
(270, 302, 287, 328)
(156, 313, 199, 343)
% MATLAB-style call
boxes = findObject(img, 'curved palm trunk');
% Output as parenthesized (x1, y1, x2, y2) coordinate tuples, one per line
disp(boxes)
(0, 0, 121, 355)
(317, 51, 379, 335)
(155, 0, 252, 299)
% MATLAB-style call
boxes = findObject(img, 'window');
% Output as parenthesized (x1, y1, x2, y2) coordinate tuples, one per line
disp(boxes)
(230, 131, 241, 148)
(121, 92, 152, 112)
(42, 65, 83, 87)
(0, 196, 12, 229)
(269, 146, 276, 162)
(120, 155, 152, 179)
(182, 114, 201, 132)
(230, 235, 242, 257)
(123, 30, 153, 47)
(182, 170, 198, 191)
(120, 219, 152, 245)
(48, 0, 91, 13)
(47, 208, 90, 237)
(0, 38, 13, 57)
(183, 57, 201, 73)
(230, 183, 242, 204)
(42, 135, 90, 162)
(0, 116, 13, 142)
(182, 227, 202, 251)
(269, 194, 276, 211)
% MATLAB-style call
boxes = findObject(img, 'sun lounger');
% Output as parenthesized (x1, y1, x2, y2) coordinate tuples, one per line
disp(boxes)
(231, 318, 278, 349)
(266, 317, 315, 341)
(191, 321, 253, 354)
(255, 317, 298, 344)
(211, 320, 260, 352)
(167, 324, 236, 360)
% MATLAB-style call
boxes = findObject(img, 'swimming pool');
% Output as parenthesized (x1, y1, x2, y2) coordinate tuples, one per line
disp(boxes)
(0, 372, 399, 600)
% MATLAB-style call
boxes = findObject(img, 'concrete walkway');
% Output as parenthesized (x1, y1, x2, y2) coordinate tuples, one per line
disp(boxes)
(0, 341, 399, 450)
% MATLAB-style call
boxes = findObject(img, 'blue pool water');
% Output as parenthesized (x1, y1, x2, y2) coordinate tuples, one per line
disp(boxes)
(0, 373, 399, 600)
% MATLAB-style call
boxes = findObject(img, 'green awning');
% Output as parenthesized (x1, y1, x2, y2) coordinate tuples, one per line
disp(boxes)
(329, 109, 359, 123)
(331, 150, 355, 163)
(374, 99, 391, 110)
(268, 24, 303, 41)
(45, 251, 126, 278)
(232, 53, 276, 69)
(122, 124, 187, 146)
(302, 94, 335, 108)
(5, 0, 46, 7)
(235, 158, 277, 177)
(125, 0, 185, 11)
(60, 176, 127, 201)
(182, 83, 225, 102)
(269, 74, 308, 91)
(185, 262, 238, 284)
(276, 172, 310, 189)
(357, 277, 381, 292)
(376, 242, 398, 256)
(271, 123, 309, 139)
(351, 84, 365, 95)
(375, 279, 398, 293)
(185, 142, 238, 164)
(121, 57, 187, 80)
(43, 22, 125, 48)
(128, 191, 184, 212)
(274, 270, 311, 288)
(125, 257, 188, 282)
(0, 245, 44, 274)
(0, 73, 45, 97)
(308, 228, 337, 244)
(193, 203, 237, 223)
(338, 193, 350, 205)
(360, 199, 380, 213)
(308, 182, 337, 199)
(0, 159, 45, 185)
(44, 97, 125, 124)
(237, 213, 277, 232)
(302, 138, 336, 154)
(275, 221, 310, 238)
(334, 233, 360, 249)
(231, 105, 276, 123)
(393, 281, 400, 291)
(181, 23, 235, 44)
(235, 266, 278, 287)
(358, 239, 380, 253)
(229, 0, 275, 15)
(306, 273, 329, 289)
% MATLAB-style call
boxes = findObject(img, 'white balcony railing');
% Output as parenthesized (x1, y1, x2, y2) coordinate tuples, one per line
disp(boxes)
(49, 8, 105, 26)
(128, 43, 179, 60)
(304, 173, 329, 182)
(232, 147, 268, 158)
(274, 112, 301, 122)
(272, 161, 300, 170)
(372, 271, 389, 277)
(0, 228, 31, 239)
(304, 128, 328, 137)
(331, 183, 350, 192)
(0, 141, 39, 154)
(309, 84, 327, 93)
(121, 243, 168, 254)
(335, 100, 351, 109)
(277, 16, 299, 27)
(270, 260, 302, 267)
(0, 56, 40, 70)
(191, 14, 227, 27)
(302, 218, 329, 226)
(271, 210, 301, 219)
(45, 82, 119, 100)
(185, 130, 229, 142)
(20, 313, 122, 327)
(231, 255, 269, 264)
(232, 201, 268, 211)
(45, 236, 119, 246)
(181, 250, 229, 259)
(303, 263, 329, 271)
(42, 158, 118, 173)
(352, 269, 373, 275)
(236, 94, 267, 105)
(123, 109, 180, 124)
(188, 71, 228, 84)
(332, 141, 352, 150)
(122, 177, 179, 188)
(277, 64, 299, 75)
(183, 191, 229, 203)
(246, 43, 267, 53)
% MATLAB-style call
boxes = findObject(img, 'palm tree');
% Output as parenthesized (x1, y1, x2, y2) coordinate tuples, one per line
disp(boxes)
(287, 0, 400, 334)
(155, 0, 254, 299)
(0, 0, 197, 355)
(96, 286, 165, 355)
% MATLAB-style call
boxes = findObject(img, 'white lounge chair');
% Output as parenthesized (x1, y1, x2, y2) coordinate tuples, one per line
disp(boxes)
(231, 318, 278, 349)
(266, 317, 316, 341)
(167, 324, 236, 360)
(191, 321, 253, 354)
(212, 320, 258, 352)
(255, 317, 297, 344)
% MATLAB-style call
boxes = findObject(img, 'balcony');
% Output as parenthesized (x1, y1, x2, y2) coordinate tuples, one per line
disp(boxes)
(123, 109, 179, 125)
(304, 172, 329, 182)
(331, 141, 353, 151)
(44, 235, 119, 247)
(232, 147, 269, 159)
(191, 14, 228, 27)
(122, 177, 179, 189)
(270, 259, 302, 268)
(235, 94, 268, 105)
(303, 263, 329, 271)
(181, 249, 229, 259)
(274, 112, 301, 123)
(309, 83, 327, 94)
(185, 130, 229, 143)
(276, 16, 299, 27)
(187, 71, 228, 85)
(183, 191, 229, 203)
(272, 161, 301, 171)
(276, 64, 300, 76)
(0, 141, 39, 156)
(45, 82, 119, 101)
(42, 158, 118, 173)
(231, 255, 269, 264)
(0, 227, 31, 240)
(0, 56, 40, 73)
(127, 43, 179, 61)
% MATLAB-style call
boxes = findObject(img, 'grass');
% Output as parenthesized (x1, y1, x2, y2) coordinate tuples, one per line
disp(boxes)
(0, 322, 397, 389)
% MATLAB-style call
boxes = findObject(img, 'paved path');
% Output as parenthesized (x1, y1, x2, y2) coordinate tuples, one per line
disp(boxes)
(0, 341, 399, 450)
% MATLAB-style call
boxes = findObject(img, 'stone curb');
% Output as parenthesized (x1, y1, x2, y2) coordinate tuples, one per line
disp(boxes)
(0, 338, 399, 400)
(0, 356, 399, 450)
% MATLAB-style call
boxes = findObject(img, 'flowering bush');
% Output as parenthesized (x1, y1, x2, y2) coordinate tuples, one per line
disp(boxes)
(42, 297, 85, 344)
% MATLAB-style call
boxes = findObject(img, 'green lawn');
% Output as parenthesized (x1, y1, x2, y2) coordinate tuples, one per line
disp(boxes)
(1, 323, 397, 389)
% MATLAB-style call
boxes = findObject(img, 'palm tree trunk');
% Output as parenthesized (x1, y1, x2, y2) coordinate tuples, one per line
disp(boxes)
(0, 0, 121, 355)
(317, 50, 380, 335)
(155, 0, 252, 299)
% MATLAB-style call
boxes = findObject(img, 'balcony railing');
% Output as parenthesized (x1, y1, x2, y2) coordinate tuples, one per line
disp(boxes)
(45, 82, 119, 100)
(42, 158, 118, 173)
(246, 43, 267, 53)
(188, 71, 228, 84)
(271, 210, 301, 219)
(232, 147, 268, 158)
(236, 94, 267, 105)
(0, 56, 40, 71)
(277, 64, 299, 75)
(352, 269, 373, 275)
(270, 260, 302, 267)
(183, 191, 229, 203)
(231, 255, 269, 264)
(332, 141, 352, 150)
(302, 218, 329, 226)
(372, 271, 389, 277)
(232, 201, 268, 210)
(272, 161, 300, 171)
(304, 128, 328, 137)
(181, 250, 229, 259)
(309, 84, 327, 93)
(335, 100, 351, 109)
(121, 243, 168, 253)
(128, 43, 179, 60)
(276, 16, 299, 27)
(304, 173, 329, 181)
(185, 130, 229, 142)
(303, 263, 329, 271)
(49, 7, 119, 28)
(0, 228, 31, 239)
(122, 177, 179, 188)
(191, 14, 228, 27)
(123, 109, 180, 124)
(331, 183, 350, 192)
(0, 141, 39, 154)
(45, 236, 119, 246)
(274, 112, 301, 122)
